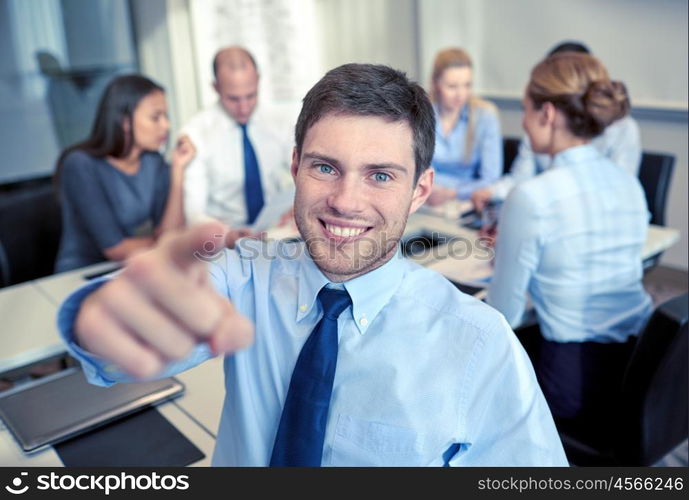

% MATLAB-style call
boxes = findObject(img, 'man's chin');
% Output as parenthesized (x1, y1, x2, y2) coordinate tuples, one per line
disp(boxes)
(309, 244, 398, 282)
(312, 259, 372, 282)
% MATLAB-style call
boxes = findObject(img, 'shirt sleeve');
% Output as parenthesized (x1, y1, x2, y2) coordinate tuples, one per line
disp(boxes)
(449, 319, 568, 466)
(182, 127, 212, 226)
(57, 275, 214, 387)
(455, 109, 503, 200)
(59, 152, 128, 250)
(608, 118, 642, 176)
(486, 186, 541, 327)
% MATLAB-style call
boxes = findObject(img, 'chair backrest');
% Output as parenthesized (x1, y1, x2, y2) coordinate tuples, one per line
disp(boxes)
(616, 293, 688, 465)
(502, 137, 521, 175)
(0, 180, 62, 287)
(637, 152, 675, 226)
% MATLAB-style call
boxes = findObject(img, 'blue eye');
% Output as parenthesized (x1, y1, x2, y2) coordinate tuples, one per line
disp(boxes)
(318, 164, 334, 174)
(373, 172, 391, 182)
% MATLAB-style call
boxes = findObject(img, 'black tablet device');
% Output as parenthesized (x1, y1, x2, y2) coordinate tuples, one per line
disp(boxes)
(0, 367, 184, 452)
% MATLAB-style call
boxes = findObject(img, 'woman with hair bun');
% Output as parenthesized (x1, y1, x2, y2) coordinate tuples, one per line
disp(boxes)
(486, 52, 652, 435)
(471, 41, 642, 212)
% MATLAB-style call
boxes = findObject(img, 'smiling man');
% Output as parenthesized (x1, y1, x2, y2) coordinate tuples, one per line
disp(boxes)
(293, 114, 424, 281)
(58, 64, 567, 467)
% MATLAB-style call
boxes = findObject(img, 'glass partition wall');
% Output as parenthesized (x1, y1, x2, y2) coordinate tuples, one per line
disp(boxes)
(0, 0, 138, 184)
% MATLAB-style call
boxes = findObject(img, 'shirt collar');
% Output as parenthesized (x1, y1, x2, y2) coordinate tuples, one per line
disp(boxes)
(296, 247, 407, 335)
(296, 248, 330, 323)
(214, 101, 254, 130)
(551, 143, 598, 169)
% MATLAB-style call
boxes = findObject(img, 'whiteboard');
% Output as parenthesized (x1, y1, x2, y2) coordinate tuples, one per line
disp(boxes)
(188, 0, 320, 107)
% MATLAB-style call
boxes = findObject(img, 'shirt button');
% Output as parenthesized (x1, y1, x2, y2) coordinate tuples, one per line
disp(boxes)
(359, 317, 368, 327)
(299, 304, 307, 312)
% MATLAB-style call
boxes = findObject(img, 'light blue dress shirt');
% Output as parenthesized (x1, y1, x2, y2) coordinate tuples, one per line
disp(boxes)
(490, 115, 642, 200)
(487, 144, 653, 343)
(58, 239, 568, 466)
(431, 103, 503, 200)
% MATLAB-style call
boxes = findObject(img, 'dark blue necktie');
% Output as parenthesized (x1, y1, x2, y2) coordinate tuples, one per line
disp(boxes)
(269, 287, 352, 466)
(240, 123, 264, 224)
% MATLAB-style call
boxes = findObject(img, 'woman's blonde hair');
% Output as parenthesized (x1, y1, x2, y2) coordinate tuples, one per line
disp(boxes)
(527, 52, 629, 138)
(430, 48, 496, 163)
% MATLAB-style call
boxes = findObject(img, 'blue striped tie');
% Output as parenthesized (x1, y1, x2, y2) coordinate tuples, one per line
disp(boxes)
(269, 288, 352, 466)
(240, 123, 264, 224)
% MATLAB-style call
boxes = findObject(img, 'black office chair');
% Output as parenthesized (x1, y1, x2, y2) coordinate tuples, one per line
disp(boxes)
(638, 151, 675, 227)
(502, 137, 521, 175)
(559, 293, 689, 466)
(0, 179, 62, 287)
(637, 152, 675, 269)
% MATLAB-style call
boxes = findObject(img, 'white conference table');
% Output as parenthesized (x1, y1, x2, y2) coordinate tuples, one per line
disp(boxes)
(0, 208, 679, 466)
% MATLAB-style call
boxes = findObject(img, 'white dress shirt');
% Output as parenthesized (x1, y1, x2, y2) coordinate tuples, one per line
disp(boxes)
(490, 115, 642, 200)
(182, 103, 292, 227)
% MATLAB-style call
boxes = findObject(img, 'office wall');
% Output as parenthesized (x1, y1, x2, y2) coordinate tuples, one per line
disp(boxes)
(61, 0, 135, 69)
(418, 0, 688, 109)
(131, 0, 196, 141)
(315, 0, 420, 81)
(0, 0, 138, 184)
(0, 1, 59, 184)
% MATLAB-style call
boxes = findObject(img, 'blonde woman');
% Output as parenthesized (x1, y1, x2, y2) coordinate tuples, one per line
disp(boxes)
(487, 53, 652, 433)
(426, 48, 502, 205)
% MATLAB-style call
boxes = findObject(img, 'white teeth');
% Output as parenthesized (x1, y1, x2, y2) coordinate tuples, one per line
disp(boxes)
(325, 224, 366, 238)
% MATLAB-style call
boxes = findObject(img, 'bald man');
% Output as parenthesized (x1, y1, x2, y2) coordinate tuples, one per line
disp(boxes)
(182, 46, 291, 229)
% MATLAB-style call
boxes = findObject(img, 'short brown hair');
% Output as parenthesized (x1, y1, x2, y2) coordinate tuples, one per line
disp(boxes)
(294, 63, 435, 183)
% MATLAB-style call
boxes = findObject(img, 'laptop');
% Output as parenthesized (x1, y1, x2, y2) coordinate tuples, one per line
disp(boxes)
(0, 367, 184, 452)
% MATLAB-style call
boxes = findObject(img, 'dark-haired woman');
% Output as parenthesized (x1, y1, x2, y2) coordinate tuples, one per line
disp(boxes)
(55, 75, 195, 272)
(486, 53, 652, 434)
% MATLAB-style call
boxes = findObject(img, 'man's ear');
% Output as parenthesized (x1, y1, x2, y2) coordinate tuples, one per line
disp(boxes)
(409, 168, 434, 215)
(290, 147, 300, 181)
(212, 80, 220, 96)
